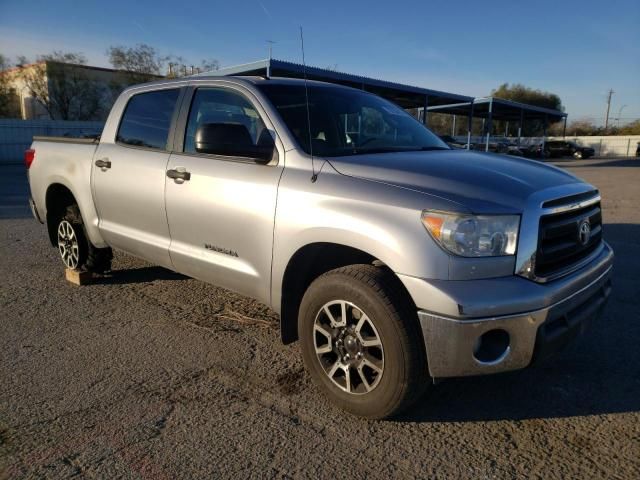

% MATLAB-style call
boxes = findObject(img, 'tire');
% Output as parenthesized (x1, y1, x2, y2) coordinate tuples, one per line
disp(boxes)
(573, 151, 583, 159)
(298, 264, 429, 419)
(56, 205, 112, 273)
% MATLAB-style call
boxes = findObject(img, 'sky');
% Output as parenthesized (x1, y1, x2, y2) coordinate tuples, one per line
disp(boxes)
(1, 0, 638, 124)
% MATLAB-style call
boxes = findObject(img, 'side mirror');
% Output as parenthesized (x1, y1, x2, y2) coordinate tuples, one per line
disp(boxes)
(195, 123, 275, 163)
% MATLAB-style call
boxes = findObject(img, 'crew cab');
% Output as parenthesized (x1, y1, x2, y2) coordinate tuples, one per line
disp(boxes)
(26, 76, 613, 419)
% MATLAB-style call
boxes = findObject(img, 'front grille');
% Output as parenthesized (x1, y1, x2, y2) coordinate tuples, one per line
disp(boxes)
(535, 198, 603, 278)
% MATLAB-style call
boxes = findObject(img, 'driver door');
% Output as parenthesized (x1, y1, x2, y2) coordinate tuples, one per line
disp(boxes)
(164, 85, 284, 304)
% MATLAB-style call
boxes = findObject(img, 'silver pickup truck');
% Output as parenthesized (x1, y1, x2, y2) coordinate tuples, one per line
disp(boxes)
(26, 76, 613, 419)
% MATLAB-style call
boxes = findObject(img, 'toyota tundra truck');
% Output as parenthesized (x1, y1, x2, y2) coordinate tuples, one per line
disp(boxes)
(26, 76, 613, 419)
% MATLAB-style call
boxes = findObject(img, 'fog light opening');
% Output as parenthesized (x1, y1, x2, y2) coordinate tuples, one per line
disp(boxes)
(473, 329, 511, 365)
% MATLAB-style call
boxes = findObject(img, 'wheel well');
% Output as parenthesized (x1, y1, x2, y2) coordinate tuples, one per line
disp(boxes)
(45, 184, 76, 246)
(280, 242, 398, 344)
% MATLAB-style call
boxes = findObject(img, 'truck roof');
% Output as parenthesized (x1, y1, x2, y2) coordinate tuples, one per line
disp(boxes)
(122, 75, 358, 93)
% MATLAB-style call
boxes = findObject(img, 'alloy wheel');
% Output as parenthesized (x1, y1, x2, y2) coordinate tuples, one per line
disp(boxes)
(313, 300, 384, 395)
(57, 220, 80, 269)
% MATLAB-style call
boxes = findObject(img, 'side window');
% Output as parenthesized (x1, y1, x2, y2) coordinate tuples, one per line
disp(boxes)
(184, 87, 267, 154)
(116, 89, 180, 150)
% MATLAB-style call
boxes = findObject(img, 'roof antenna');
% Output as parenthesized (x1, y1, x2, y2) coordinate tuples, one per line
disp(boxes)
(299, 26, 317, 183)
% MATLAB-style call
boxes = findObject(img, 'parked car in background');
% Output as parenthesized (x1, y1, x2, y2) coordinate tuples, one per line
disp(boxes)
(468, 139, 524, 157)
(438, 135, 466, 149)
(522, 143, 545, 159)
(493, 138, 525, 157)
(545, 140, 595, 159)
(26, 76, 613, 419)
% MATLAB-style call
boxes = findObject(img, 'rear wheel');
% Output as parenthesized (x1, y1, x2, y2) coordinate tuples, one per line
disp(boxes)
(298, 264, 429, 419)
(56, 205, 112, 273)
(573, 150, 583, 159)
(57, 218, 83, 269)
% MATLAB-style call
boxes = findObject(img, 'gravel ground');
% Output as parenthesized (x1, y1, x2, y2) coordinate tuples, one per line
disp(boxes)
(1, 157, 639, 479)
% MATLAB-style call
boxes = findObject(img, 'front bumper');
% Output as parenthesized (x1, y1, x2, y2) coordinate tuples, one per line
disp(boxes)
(402, 242, 613, 378)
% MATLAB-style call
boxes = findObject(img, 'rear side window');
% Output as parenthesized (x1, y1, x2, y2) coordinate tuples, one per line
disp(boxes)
(117, 89, 180, 150)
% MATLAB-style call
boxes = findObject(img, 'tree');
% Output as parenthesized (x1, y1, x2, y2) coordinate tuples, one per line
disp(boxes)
(492, 83, 563, 112)
(108, 43, 219, 79)
(619, 120, 640, 135)
(490, 83, 564, 136)
(198, 59, 219, 73)
(107, 43, 166, 83)
(0, 54, 21, 118)
(565, 119, 598, 136)
(17, 52, 105, 120)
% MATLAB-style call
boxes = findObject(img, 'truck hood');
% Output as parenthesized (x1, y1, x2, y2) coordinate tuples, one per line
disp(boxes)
(327, 149, 582, 213)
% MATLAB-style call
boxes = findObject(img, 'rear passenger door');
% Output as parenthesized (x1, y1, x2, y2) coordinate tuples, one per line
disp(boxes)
(92, 87, 182, 268)
(164, 84, 284, 304)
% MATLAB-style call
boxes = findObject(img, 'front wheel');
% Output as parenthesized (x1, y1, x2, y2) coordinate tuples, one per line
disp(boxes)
(298, 265, 429, 419)
(573, 150, 583, 159)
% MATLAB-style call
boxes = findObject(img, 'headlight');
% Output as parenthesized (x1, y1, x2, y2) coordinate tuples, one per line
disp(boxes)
(421, 211, 519, 257)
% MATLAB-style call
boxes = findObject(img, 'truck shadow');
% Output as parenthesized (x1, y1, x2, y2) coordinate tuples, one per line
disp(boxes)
(96, 266, 189, 285)
(400, 223, 640, 423)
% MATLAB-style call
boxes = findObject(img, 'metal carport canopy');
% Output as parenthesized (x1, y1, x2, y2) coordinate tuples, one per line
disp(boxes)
(426, 96, 567, 151)
(426, 96, 567, 122)
(201, 58, 473, 109)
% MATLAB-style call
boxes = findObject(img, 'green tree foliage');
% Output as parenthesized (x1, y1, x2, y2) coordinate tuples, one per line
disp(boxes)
(491, 83, 563, 112)
(491, 83, 564, 137)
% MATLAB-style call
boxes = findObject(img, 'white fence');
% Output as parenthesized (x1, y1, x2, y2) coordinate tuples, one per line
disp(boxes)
(528, 136, 639, 157)
(0, 119, 104, 165)
(458, 135, 640, 157)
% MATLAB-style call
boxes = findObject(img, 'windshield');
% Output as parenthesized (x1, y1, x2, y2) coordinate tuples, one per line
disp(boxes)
(257, 83, 449, 157)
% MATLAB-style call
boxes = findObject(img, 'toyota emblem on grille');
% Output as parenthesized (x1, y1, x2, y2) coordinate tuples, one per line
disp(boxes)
(578, 220, 591, 246)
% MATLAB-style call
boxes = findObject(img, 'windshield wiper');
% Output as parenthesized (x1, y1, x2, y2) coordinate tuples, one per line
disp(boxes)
(340, 145, 451, 156)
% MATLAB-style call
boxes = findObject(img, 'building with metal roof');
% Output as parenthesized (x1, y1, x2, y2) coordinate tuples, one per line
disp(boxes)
(205, 58, 567, 152)
(200, 58, 473, 109)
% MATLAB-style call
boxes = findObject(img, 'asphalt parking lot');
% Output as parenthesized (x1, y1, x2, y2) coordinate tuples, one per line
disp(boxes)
(1, 157, 639, 479)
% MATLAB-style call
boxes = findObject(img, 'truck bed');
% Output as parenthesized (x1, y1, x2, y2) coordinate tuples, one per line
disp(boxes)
(27, 136, 104, 247)
(32, 136, 99, 144)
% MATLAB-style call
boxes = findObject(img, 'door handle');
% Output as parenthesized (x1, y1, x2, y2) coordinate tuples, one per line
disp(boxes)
(95, 158, 111, 169)
(166, 169, 191, 181)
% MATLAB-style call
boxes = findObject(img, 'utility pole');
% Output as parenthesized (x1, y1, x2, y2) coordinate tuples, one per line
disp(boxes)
(604, 89, 614, 129)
